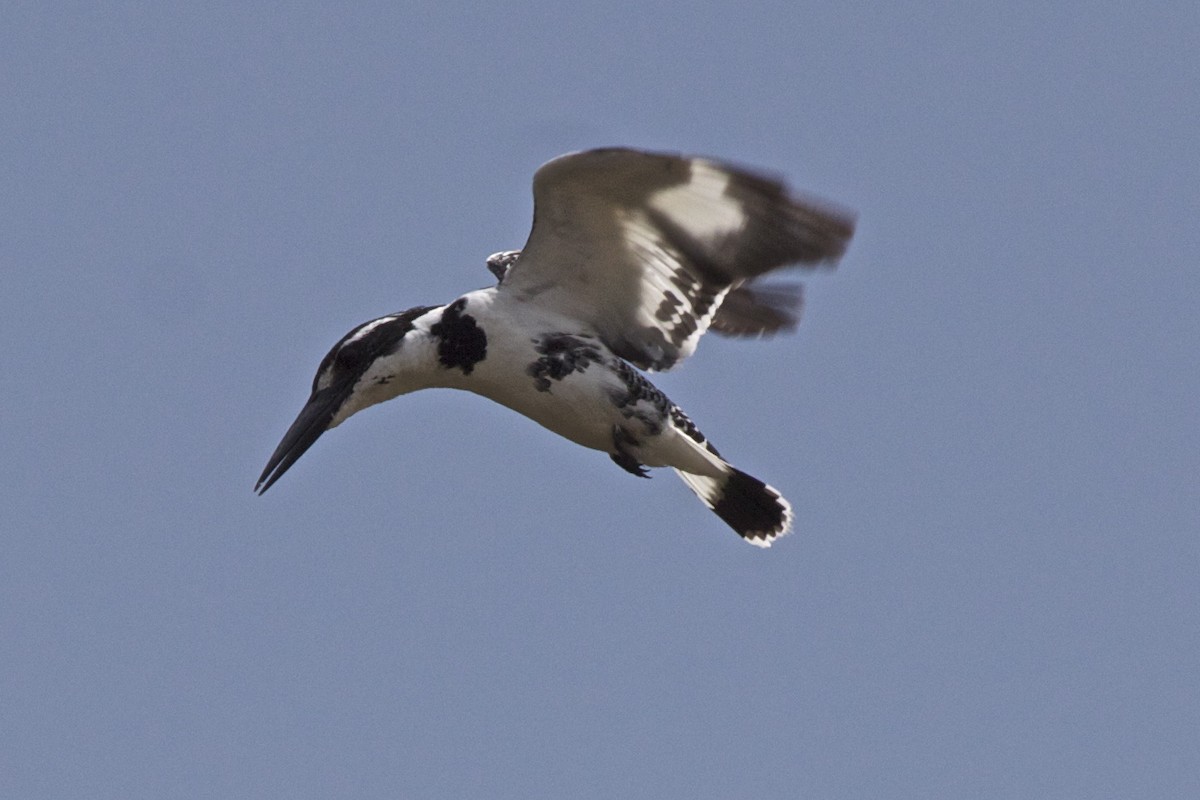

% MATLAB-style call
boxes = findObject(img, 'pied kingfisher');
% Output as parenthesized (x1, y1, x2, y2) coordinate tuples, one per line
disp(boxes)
(257, 148, 853, 546)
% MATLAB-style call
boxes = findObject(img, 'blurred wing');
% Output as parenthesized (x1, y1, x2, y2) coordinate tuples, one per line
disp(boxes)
(709, 282, 804, 338)
(499, 148, 854, 370)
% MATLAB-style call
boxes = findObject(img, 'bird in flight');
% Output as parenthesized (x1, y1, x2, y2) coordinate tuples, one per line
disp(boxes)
(257, 148, 854, 546)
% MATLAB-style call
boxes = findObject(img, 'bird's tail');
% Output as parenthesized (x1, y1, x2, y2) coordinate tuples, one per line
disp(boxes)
(675, 466, 793, 547)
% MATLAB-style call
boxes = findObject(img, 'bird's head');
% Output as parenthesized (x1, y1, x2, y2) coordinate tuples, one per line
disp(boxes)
(255, 305, 438, 494)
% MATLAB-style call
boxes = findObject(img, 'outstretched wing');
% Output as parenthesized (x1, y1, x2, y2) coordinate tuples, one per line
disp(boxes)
(709, 282, 804, 337)
(497, 148, 854, 370)
(489, 249, 804, 338)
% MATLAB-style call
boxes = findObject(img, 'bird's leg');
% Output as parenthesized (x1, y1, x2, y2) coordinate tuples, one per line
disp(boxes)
(609, 425, 650, 478)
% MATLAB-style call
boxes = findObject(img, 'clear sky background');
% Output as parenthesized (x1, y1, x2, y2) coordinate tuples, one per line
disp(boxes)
(3, 3, 1197, 798)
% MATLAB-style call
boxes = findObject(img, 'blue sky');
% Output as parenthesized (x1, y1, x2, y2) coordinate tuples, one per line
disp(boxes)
(3, 2, 1197, 797)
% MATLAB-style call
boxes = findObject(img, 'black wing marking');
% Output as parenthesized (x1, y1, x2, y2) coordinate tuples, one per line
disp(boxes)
(498, 148, 853, 370)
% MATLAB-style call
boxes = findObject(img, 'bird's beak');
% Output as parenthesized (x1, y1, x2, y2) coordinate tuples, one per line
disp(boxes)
(255, 384, 349, 494)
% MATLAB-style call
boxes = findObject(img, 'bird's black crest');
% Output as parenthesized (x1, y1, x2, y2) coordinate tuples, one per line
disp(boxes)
(315, 305, 436, 392)
(431, 298, 488, 374)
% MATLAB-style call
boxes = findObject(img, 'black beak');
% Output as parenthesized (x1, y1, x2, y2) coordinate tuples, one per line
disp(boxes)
(255, 385, 349, 494)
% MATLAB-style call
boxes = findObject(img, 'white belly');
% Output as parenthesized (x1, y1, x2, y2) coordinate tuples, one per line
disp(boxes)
(463, 347, 629, 453)
(437, 290, 723, 476)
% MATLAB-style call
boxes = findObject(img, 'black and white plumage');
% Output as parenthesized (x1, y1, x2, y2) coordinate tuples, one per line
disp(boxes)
(257, 148, 854, 546)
